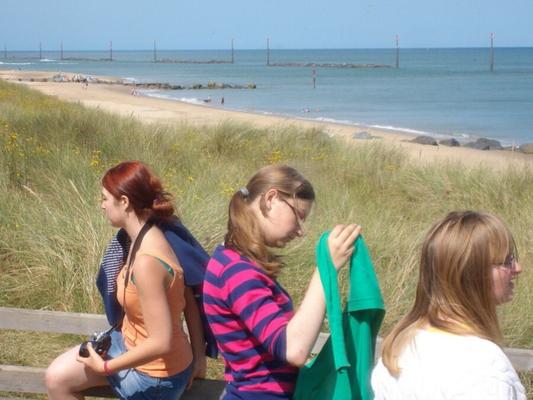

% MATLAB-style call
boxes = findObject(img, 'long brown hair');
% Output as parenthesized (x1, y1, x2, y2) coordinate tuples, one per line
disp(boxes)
(381, 211, 516, 375)
(225, 165, 315, 277)
(102, 161, 175, 223)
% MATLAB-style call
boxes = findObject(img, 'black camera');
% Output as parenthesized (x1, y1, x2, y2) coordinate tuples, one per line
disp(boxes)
(79, 329, 113, 358)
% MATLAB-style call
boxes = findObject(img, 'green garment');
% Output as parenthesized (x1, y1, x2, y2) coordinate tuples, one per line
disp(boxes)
(293, 233, 385, 400)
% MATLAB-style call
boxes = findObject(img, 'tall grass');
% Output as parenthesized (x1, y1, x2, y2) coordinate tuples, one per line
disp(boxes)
(0, 80, 531, 367)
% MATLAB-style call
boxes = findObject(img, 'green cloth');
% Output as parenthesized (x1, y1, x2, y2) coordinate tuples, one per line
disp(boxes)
(293, 233, 385, 400)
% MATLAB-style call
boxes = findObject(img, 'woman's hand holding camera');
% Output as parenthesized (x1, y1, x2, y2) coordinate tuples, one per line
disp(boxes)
(328, 224, 361, 271)
(76, 342, 106, 375)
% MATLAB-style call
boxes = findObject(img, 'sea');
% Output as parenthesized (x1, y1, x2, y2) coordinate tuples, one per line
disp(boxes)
(1, 48, 533, 145)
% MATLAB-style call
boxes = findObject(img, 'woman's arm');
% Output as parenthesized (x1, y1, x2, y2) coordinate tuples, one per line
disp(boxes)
(285, 224, 361, 366)
(184, 286, 207, 386)
(77, 255, 174, 374)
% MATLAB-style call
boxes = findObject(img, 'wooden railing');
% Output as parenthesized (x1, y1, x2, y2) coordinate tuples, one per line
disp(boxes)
(0, 307, 224, 399)
(0, 306, 531, 398)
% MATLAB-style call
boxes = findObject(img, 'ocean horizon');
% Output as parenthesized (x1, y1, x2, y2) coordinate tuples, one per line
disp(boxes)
(2, 48, 532, 145)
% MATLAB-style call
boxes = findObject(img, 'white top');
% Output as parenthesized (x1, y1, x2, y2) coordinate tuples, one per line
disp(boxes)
(371, 328, 526, 400)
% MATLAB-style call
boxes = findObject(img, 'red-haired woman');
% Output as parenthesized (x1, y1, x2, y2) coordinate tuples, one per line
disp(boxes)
(46, 161, 203, 400)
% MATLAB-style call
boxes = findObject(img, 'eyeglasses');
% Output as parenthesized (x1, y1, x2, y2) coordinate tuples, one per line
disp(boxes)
(280, 198, 305, 229)
(498, 254, 518, 271)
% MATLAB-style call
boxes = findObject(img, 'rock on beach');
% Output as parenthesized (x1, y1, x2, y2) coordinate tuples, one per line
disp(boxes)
(410, 135, 438, 146)
(465, 138, 503, 151)
(519, 143, 533, 154)
(439, 138, 461, 147)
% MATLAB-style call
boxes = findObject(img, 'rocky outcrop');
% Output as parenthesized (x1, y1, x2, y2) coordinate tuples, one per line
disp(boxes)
(519, 143, 533, 154)
(465, 138, 503, 150)
(352, 131, 376, 140)
(439, 138, 461, 147)
(269, 62, 391, 69)
(411, 135, 438, 146)
(123, 81, 255, 90)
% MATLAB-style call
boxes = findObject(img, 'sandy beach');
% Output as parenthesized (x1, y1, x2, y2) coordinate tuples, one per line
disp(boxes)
(1, 69, 532, 170)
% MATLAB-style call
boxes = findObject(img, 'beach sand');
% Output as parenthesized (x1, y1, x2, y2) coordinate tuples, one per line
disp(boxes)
(1, 69, 532, 170)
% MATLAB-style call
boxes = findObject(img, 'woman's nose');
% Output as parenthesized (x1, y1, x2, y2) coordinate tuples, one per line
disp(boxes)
(513, 261, 523, 275)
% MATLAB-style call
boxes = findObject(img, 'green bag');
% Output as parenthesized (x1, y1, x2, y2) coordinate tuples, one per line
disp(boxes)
(293, 233, 385, 400)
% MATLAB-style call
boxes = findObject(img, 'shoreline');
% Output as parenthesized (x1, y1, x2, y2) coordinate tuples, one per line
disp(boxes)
(1, 69, 532, 170)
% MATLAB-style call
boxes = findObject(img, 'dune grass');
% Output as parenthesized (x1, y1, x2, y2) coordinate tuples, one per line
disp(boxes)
(0, 79, 531, 395)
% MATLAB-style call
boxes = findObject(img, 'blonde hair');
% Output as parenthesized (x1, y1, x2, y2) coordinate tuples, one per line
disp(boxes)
(225, 165, 315, 277)
(381, 211, 516, 375)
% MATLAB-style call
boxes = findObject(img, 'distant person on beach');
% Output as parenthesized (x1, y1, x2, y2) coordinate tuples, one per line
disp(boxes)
(203, 165, 361, 400)
(46, 161, 207, 400)
(221, 96, 224, 105)
(372, 211, 526, 399)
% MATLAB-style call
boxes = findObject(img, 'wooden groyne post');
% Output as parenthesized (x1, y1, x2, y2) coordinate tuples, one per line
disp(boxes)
(3, 44, 6, 59)
(266, 37, 270, 66)
(489, 32, 494, 72)
(110, 40, 113, 61)
(39, 42, 42, 60)
(60, 41, 63, 60)
(395, 35, 400, 69)
(153, 40, 157, 63)
(231, 38, 234, 64)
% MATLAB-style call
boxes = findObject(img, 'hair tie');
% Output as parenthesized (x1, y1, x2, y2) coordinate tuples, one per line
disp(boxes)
(239, 187, 250, 197)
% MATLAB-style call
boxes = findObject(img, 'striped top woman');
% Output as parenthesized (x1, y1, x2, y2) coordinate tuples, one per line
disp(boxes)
(203, 165, 360, 400)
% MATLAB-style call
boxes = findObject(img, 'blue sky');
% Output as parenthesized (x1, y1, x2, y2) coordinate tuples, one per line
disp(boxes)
(1, 0, 532, 50)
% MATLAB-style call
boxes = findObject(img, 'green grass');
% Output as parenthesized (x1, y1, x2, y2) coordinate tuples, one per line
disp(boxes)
(0, 79, 531, 396)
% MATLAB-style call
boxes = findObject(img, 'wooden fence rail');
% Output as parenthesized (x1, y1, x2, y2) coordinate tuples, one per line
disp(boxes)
(1, 306, 531, 398)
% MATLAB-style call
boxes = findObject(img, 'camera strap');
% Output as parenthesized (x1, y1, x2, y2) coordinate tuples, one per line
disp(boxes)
(117, 220, 153, 328)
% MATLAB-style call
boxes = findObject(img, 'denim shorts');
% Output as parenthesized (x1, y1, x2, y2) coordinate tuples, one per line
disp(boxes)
(106, 330, 192, 400)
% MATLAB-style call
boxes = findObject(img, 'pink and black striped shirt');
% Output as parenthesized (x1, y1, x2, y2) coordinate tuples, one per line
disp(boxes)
(203, 245, 298, 400)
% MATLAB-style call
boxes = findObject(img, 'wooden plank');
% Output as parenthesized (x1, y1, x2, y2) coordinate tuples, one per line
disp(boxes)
(83, 379, 225, 399)
(504, 347, 533, 372)
(311, 333, 532, 372)
(1, 306, 531, 379)
(0, 365, 45, 394)
(181, 379, 225, 400)
(0, 307, 108, 335)
(311, 333, 383, 356)
(0, 365, 224, 399)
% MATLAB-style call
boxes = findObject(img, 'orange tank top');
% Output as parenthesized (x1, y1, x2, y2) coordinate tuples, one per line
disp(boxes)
(116, 251, 193, 377)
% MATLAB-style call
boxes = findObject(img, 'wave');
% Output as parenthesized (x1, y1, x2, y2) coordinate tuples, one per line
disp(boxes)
(141, 91, 207, 105)
(39, 58, 56, 62)
(0, 61, 33, 65)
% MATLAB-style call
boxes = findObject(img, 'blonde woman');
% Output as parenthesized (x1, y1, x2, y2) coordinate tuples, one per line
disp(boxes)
(372, 211, 526, 399)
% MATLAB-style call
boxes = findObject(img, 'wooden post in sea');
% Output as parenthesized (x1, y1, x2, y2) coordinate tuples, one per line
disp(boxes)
(231, 38, 234, 64)
(312, 68, 316, 89)
(395, 34, 400, 69)
(109, 40, 113, 61)
(489, 32, 494, 72)
(3, 44, 6, 59)
(153, 40, 157, 63)
(266, 37, 270, 66)
(60, 41, 63, 60)
(39, 42, 42, 60)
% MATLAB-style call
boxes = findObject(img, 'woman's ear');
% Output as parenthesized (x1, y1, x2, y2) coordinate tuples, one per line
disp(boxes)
(263, 188, 279, 212)
(119, 195, 131, 211)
